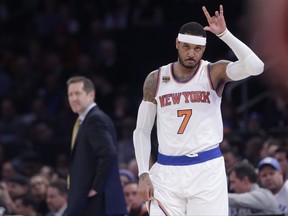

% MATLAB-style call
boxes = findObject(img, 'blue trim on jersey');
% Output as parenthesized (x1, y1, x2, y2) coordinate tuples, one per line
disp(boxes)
(157, 147, 222, 166)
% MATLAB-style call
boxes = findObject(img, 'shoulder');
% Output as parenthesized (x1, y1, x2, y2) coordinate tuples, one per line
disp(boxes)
(143, 69, 159, 102)
(87, 106, 111, 124)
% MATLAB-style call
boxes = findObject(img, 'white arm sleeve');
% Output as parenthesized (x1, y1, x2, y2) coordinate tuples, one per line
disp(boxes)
(218, 29, 264, 80)
(133, 101, 157, 176)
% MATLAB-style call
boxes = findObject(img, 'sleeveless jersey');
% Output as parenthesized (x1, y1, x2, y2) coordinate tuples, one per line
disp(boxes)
(154, 60, 223, 156)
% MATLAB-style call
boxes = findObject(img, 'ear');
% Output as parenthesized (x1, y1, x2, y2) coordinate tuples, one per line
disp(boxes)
(176, 38, 179, 49)
(243, 176, 250, 184)
(89, 91, 95, 101)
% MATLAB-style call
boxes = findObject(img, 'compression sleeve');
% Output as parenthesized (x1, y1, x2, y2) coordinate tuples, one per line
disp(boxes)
(133, 101, 157, 176)
(218, 29, 264, 80)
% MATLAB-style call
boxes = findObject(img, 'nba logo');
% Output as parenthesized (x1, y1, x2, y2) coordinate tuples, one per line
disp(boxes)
(162, 76, 170, 83)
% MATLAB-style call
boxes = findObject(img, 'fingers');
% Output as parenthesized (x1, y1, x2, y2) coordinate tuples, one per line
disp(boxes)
(219, 5, 224, 16)
(202, 6, 211, 20)
(203, 5, 224, 19)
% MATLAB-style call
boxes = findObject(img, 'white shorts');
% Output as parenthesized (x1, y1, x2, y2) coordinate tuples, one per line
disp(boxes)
(148, 156, 228, 216)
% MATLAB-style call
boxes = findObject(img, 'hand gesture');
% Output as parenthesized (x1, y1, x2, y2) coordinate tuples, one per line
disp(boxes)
(138, 173, 154, 202)
(202, 5, 227, 35)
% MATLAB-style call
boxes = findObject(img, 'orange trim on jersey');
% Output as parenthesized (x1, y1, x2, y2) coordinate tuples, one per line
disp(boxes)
(155, 199, 171, 216)
(155, 67, 162, 97)
(207, 63, 215, 90)
(170, 60, 202, 84)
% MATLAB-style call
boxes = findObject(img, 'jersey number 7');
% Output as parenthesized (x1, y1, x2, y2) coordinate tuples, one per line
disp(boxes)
(177, 109, 192, 134)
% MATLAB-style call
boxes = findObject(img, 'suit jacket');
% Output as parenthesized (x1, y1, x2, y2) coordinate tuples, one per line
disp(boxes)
(66, 105, 127, 216)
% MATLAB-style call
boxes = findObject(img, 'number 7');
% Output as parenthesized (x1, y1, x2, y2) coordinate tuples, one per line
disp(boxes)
(177, 109, 192, 134)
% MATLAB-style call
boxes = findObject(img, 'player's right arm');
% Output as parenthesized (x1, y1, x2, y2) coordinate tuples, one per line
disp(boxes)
(133, 70, 158, 201)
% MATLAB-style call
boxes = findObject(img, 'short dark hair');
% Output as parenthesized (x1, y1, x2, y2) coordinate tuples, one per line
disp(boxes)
(229, 162, 257, 183)
(67, 76, 95, 93)
(14, 193, 38, 209)
(48, 179, 68, 195)
(179, 22, 206, 38)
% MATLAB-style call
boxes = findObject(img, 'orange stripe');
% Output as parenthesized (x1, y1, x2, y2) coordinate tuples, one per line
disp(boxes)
(155, 198, 170, 216)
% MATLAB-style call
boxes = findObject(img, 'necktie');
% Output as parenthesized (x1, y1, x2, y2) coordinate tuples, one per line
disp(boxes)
(71, 117, 81, 150)
(68, 117, 81, 189)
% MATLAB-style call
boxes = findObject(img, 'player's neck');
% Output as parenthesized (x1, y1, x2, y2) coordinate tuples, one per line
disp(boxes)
(174, 62, 200, 81)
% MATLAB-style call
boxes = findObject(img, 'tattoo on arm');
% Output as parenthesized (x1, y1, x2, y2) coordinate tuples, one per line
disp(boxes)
(143, 71, 158, 104)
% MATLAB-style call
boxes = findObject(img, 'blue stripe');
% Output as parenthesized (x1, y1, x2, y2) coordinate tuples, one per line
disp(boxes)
(157, 147, 222, 166)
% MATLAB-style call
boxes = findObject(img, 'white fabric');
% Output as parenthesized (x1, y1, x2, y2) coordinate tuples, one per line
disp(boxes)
(218, 29, 264, 80)
(149, 157, 228, 215)
(133, 101, 157, 176)
(178, 33, 206, 46)
(275, 179, 288, 215)
(155, 61, 222, 156)
(226, 61, 250, 81)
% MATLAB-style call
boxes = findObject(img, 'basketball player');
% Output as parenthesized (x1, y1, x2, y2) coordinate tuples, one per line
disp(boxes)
(133, 5, 264, 216)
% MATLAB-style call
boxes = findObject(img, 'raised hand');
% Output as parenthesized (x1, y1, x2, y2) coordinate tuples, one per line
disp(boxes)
(202, 5, 227, 35)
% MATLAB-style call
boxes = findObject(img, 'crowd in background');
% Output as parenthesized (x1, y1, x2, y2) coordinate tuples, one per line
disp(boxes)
(0, 0, 288, 215)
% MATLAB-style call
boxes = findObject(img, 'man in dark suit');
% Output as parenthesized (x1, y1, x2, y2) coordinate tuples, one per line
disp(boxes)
(65, 76, 127, 216)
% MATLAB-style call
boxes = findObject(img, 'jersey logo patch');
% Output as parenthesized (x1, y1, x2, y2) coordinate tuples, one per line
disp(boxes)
(162, 76, 170, 83)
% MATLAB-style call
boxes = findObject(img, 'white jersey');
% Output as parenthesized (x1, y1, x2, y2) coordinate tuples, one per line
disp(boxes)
(155, 60, 223, 156)
(275, 179, 288, 215)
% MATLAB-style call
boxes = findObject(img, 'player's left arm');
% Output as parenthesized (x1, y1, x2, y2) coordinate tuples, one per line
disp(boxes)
(203, 5, 264, 86)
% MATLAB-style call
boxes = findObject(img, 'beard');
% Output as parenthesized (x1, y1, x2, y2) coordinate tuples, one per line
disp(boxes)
(178, 53, 198, 69)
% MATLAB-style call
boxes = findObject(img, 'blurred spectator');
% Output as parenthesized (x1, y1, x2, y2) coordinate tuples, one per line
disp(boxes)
(112, 93, 136, 122)
(222, 147, 242, 175)
(246, 112, 264, 133)
(30, 174, 49, 215)
(228, 162, 280, 216)
(258, 157, 288, 215)
(0, 174, 30, 214)
(39, 165, 58, 183)
(54, 154, 69, 180)
(57, 3, 79, 36)
(243, 136, 264, 167)
(119, 169, 136, 187)
(22, 97, 50, 127)
(10, 55, 35, 112)
(45, 179, 67, 216)
(0, 143, 5, 165)
(14, 193, 40, 216)
(117, 117, 136, 167)
(0, 70, 12, 97)
(127, 158, 138, 181)
(221, 102, 239, 135)
(0, 98, 26, 158)
(131, 0, 163, 28)
(27, 119, 57, 165)
(0, 161, 17, 182)
(95, 39, 126, 87)
(274, 147, 288, 180)
(7, 175, 30, 199)
(33, 0, 59, 37)
(260, 137, 282, 159)
(104, 0, 132, 31)
(0, 181, 16, 214)
(123, 181, 148, 216)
